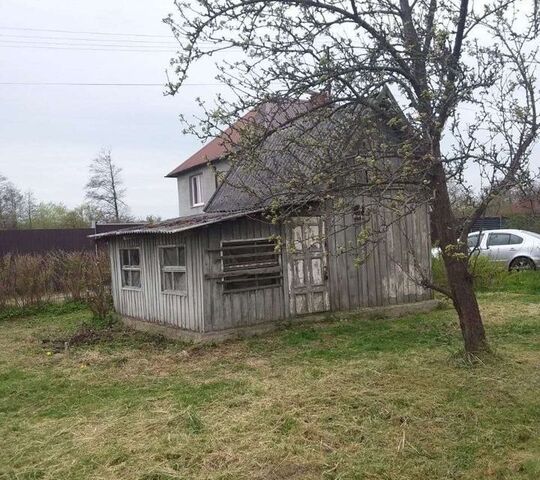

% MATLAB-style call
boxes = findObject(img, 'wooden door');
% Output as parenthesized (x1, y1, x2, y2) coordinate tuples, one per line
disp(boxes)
(287, 216, 330, 315)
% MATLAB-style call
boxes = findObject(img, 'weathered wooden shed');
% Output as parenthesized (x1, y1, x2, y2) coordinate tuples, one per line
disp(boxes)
(95, 204, 433, 341)
(94, 93, 435, 340)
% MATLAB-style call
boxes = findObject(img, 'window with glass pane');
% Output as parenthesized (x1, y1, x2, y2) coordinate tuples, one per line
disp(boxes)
(467, 234, 483, 249)
(120, 248, 141, 288)
(509, 234, 523, 244)
(487, 233, 511, 246)
(190, 174, 203, 206)
(160, 246, 187, 293)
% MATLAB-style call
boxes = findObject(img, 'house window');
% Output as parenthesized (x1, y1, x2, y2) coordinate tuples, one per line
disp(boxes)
(221, 238, 281, 293)
(190, 174, 203, 207)
(159, 246, 187, 293)
(120, 248, 141, 288)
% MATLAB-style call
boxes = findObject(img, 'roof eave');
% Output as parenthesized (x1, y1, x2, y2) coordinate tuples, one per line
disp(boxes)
(88, 209, 263, 240)
(165, 155, 225, 178)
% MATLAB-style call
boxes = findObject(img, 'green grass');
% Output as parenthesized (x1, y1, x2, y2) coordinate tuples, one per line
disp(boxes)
(0, 300, 87, 321)
(433, 256, 540, 295)
(0, 293, 539, 479)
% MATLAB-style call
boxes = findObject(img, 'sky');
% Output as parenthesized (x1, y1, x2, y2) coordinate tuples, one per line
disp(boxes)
(0, 0, 225, 219)
(1, 1, 539, 221)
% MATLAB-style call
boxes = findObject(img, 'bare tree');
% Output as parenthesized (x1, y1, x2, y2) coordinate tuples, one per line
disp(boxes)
(0, 174, 24, 229)
(165, 0, 539, 354)
(23, 190, 37, 229)
(85, 149, 128, 222)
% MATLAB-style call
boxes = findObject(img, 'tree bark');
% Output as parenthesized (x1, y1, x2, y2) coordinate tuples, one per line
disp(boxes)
(430, 153, 489, 354)
(444, 257, 488, 353)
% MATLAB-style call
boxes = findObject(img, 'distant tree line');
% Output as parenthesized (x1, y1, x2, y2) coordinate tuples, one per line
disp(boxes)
(0, 149, 160, 230)
(448, 180, 540, 234)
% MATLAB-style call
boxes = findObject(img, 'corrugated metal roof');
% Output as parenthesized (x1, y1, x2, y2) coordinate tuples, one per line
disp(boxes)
(89, 211, 258, 239)
(204, 108, 366, 213)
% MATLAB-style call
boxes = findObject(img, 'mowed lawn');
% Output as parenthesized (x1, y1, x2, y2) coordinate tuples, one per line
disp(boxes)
(1, 293, 539, 480)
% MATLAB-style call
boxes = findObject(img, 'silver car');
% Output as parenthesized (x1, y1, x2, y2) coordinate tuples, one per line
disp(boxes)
(467, 229, 540, 270)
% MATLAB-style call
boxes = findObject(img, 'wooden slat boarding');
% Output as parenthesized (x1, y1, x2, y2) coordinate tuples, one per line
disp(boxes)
(326, 197, 432, 311)
(201, 216, 286, 332)
(109, 232, 205, 331)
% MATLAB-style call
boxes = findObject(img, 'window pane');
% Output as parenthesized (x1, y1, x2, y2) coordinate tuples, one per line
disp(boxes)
(121, 250, 130, 266)
(510, 234, 523, 245)
(488, 233, 510, 246)
(122, 269, 130, 286)
(162, 247, 178, 266)
(191, 175, 202, 205)
(173, 272, 186, 291)
(131, 270, 141, 288)
(130, 249, 140, 266)
(162, 271, 173, 291)
(177, 246, 186, 267)
(468, 234, 484, 248)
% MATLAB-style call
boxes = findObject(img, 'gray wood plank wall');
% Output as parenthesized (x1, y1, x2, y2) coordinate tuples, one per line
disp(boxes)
(326, 202, 432, 311)
(108, 204, 431, 334)
(201, 216, 286, 332)
(109, 232, 205, 331)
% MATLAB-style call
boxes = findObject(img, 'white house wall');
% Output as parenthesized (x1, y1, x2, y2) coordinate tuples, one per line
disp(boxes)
(176, 159, 230, 217)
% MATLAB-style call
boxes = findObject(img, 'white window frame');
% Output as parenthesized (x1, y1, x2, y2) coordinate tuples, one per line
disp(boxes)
(190, 174, 204, 207)
(119, 248, 142, 290)
(159, 245, 187, 295)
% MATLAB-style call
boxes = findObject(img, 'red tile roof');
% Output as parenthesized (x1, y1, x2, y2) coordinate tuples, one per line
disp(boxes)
(165, 94, 329, 177)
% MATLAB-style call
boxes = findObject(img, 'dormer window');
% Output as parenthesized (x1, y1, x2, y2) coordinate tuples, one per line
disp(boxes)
(190, 174, 204, 207)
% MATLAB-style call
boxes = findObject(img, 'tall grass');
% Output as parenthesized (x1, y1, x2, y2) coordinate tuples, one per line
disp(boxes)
(432, 254, 540, 293)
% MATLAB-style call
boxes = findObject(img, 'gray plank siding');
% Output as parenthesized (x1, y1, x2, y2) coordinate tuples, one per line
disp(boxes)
(202, 216, 286, 332)
(109, 203, 431, 336)
(109, 232, 205, 331)
(327, 201, 431, 311)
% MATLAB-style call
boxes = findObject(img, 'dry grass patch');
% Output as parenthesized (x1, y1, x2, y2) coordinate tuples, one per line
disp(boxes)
(1, 292, 539, 479)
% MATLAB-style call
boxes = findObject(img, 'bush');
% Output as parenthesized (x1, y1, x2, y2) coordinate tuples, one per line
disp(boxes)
(81, 251, 114, 324)
(0, 253, 55, 308)
(51, 251, 87, 301)
(0, 250, 113, 321)
(432, 254, 508, 292)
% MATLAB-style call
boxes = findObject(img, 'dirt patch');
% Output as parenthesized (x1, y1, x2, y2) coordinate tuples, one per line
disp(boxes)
(42, 324, 115, 352)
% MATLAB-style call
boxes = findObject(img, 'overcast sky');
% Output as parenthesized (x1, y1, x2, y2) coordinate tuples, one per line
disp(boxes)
(1, 1, 539, 221)
(0, 0, 225, 219)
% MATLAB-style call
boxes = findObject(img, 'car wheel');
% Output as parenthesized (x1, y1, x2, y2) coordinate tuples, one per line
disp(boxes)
(509, 257, 536, 271)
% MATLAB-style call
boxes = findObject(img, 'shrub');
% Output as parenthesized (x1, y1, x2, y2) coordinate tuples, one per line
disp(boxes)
(432, 254, 509, 292)
(0, 253, 55, 307)
(81, 251, 114, 324)
(0, 250, 113, 321)
(51, 251, 87, 301)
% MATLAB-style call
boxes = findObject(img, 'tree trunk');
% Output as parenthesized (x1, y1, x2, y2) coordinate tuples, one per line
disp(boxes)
(444, 256, 488, 353)
(430, 154, 489, 354)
